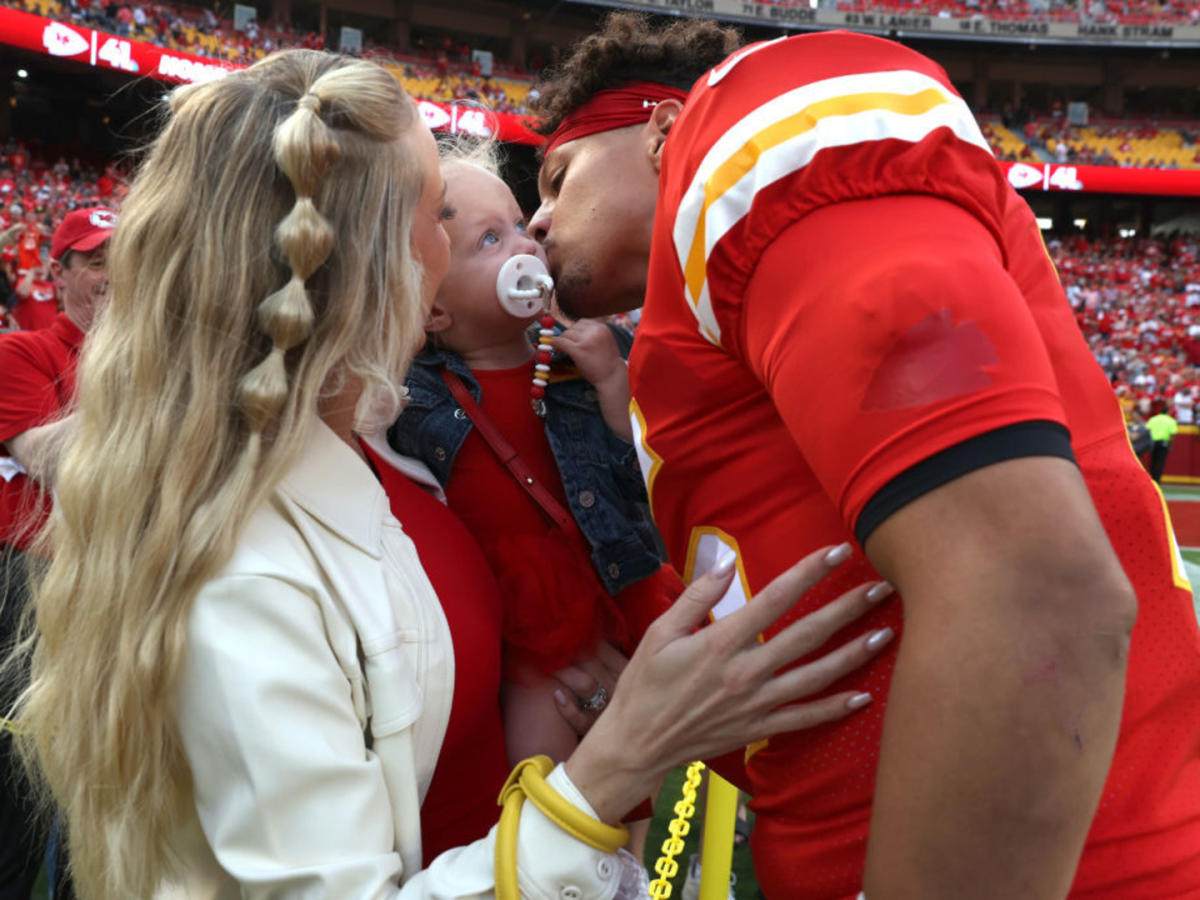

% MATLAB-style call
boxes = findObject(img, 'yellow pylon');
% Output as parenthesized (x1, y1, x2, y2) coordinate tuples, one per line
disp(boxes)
(698, 771, 738, 900)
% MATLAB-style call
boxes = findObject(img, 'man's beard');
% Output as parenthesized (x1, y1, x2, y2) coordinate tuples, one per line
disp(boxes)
(550, 258, 595, 321)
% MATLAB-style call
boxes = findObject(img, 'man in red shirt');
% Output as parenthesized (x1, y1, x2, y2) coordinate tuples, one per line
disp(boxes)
(0, 206, 114, 898)
(528, 16, 1198, 900)
(15, 216, 43, 274)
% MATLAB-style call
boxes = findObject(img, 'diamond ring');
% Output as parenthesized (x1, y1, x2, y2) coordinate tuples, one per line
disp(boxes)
(579, 686, 610, 713)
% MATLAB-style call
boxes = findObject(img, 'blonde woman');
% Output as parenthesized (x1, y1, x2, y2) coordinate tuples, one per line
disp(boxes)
(11, 49, 894, 898)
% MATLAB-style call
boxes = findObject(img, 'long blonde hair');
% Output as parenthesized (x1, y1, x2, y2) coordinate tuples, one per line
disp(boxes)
(12, 49, 426, 897)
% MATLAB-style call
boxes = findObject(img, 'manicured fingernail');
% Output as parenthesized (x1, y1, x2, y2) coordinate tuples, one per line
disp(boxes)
(554, 690, 569, 708)
(866, 581, 894, 603)
(847, 692, 873, 710)
(823, 542, 852, 566)
(711, 555, 736, 579)
(866, 627, 894, 652)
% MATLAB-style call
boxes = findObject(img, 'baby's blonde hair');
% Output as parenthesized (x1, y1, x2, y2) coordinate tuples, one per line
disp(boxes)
(438, 133, 503, 179)
(11, 49, 426, 897)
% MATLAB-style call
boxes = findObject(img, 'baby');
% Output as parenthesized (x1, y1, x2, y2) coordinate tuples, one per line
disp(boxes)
(388, 144, 677, 766)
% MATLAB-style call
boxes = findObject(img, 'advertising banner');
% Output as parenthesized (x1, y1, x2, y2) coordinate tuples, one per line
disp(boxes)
(0, 6, 544, 143)
(1000, 161, 1200, 197)
(573, 0, 1200, 47)
(2, 6, 234, 83)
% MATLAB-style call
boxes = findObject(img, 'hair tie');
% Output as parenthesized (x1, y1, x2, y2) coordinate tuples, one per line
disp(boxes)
(298, 92, 321, 115)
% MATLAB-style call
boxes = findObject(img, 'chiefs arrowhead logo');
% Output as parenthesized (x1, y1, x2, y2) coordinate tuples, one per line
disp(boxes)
(416, 101, 450, 130)
(861, 310, 997, 412)
(1006, 163, 1043, 190)
(43, 22, 89, 58)
(89, 209, 117, 228)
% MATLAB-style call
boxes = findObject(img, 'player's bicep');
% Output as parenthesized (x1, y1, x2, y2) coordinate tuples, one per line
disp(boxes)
(741, 194, 1071, 541)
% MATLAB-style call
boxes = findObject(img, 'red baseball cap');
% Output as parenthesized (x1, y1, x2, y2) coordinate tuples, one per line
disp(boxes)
(50, 207, 117, 260)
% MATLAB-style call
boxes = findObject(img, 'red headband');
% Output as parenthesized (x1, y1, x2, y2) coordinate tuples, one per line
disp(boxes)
(542, 81, 690, 157)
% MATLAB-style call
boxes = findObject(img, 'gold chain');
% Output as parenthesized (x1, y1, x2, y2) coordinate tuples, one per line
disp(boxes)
(648, 760, 705, 899)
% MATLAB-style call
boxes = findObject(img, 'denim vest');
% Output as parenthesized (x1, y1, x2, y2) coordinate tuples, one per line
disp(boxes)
(388, 343, 664, 595)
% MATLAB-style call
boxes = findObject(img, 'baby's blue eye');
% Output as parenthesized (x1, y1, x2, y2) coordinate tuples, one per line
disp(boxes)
(515, 220, 528, 233)
(481, 231, 499, 246)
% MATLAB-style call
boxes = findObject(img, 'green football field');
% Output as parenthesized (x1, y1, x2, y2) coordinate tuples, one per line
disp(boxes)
(1163, 482, 1200, 618)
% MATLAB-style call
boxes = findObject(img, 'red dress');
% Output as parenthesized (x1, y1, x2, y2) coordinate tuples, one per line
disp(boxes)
(443, 362, 671, 679)
(360, 442, 510, 865)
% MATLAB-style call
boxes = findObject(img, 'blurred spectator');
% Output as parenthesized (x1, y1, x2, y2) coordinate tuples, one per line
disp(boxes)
(12, 261, 59, 331)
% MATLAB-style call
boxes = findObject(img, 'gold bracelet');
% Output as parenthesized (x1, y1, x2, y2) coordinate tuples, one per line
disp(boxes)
(495, 755, 630, 900)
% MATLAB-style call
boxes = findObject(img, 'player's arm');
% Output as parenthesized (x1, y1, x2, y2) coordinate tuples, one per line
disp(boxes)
(741, 194, 1135, 899)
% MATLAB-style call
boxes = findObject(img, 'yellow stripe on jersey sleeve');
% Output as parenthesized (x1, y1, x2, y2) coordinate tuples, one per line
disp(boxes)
(682, 88, 952, 308)
(671, 69, 991, 347)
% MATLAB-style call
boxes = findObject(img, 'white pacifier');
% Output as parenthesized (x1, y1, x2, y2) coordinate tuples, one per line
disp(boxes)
(496, 253, 555, 318)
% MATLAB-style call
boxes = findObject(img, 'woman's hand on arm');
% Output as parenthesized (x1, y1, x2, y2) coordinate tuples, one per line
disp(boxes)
(564, 544, 894, 824)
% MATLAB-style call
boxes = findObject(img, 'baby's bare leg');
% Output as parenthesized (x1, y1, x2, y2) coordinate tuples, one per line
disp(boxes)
(500, 674, 580, 768)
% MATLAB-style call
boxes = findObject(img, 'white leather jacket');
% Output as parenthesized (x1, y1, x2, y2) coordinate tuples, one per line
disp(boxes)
(159, 421, 639, 899)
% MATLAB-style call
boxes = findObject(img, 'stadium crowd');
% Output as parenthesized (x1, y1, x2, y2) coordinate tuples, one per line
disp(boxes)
(1051, 233, 1200, 424)
(0, 142, 122, 331)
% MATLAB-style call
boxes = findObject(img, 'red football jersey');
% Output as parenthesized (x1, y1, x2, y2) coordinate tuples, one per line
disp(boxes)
(629, 31, 1200, 899)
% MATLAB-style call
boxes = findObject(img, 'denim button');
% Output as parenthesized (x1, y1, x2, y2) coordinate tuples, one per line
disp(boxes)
(434, 447, 447, 461)
(579, 490, 595, 508)
(453, 407, 466, 420)
(607, 563, 620, 580)
(584, 388, 599, 403)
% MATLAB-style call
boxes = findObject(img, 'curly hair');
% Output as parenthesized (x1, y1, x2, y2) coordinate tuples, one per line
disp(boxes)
(532, 11, 743, 139)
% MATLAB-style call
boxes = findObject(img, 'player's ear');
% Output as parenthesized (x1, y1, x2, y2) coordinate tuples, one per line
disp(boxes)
(646, 100, 683, 175)
(424, 301, 452, 334)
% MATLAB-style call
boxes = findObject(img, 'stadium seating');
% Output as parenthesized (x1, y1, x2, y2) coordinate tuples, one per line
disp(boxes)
(1044, 121, 1200, 170)
(978, 117, 1038, 161)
